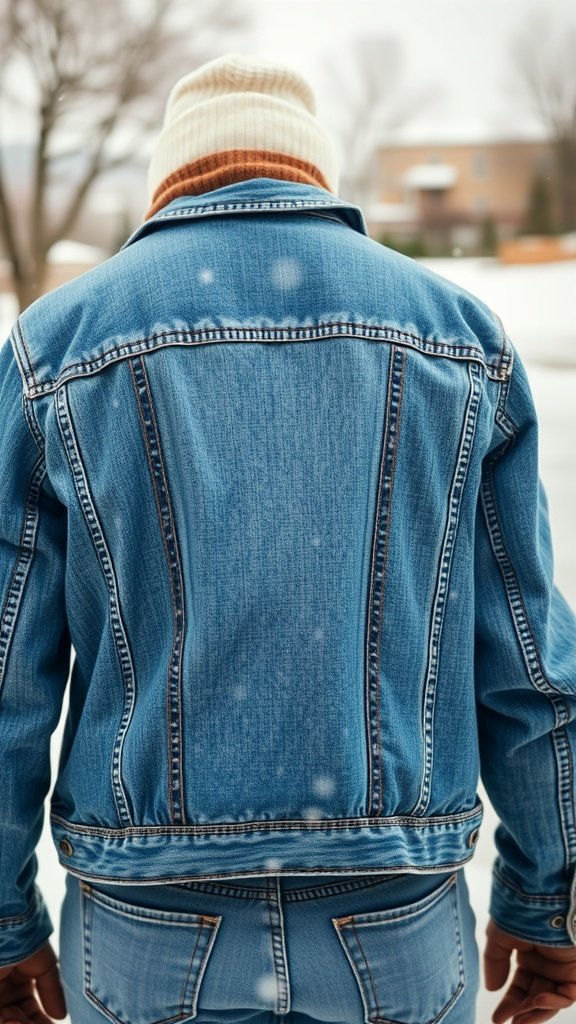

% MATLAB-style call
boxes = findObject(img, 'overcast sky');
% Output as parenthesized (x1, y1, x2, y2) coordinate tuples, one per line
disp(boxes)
(0, 0, 571, 148)
(250, 0, 569, 143)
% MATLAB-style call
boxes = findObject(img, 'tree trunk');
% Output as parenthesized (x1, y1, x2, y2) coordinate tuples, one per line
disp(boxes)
(553, 136, 576, 233)
(12, 259, 49, 314)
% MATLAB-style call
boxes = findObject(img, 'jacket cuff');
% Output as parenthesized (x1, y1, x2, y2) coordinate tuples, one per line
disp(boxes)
(490, 863, 576, 947)
(0, 885, 54, 967)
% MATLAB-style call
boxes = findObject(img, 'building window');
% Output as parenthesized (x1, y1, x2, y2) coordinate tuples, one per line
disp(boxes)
(472, 151, 488, 178)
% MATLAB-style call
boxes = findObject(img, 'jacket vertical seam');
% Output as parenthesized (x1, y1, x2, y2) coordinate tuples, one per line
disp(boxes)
(21, 392, 45, 456)
(489, 308, 515, 382)
(11, 319, 38, 397)
(54, 383, 135, 827)
(128, 354, 187, 826)
(551, 729, 576, 869)
(0, 444, 45, 698)
(365, 345, 406, 817)
(479, 405, 576, 868)
(411, 360, 483, 816)
(480, 448, 570, 701)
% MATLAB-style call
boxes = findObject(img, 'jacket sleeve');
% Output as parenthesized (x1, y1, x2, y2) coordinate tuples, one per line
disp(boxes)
(0, 331, 72, 966)
(475, 337, 576, 947)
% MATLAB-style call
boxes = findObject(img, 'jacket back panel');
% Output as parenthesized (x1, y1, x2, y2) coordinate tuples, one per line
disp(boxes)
(23, 209, 499, 829)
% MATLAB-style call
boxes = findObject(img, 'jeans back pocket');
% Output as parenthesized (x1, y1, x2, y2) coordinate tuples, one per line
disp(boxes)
(331, 872, 464, 1024)
(80, 880, 222, 1024)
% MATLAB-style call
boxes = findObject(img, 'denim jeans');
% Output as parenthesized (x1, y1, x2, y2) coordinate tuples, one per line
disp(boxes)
(58, 866, 480, 1024)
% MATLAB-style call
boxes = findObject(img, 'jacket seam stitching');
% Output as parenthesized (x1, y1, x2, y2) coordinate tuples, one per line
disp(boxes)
(49, 801, 483, 835)
(493, 863, 571, 903)
(551, 727, 576, 866)
(150, 199, 355, 220)
(365, 345, 406, 816)
(495, 371, 517, 438)
(0, 447, 45, 699)
(21, 391, 45, 455)
(23, 329, 508, 400)
(489, 308, 514, 381)
(54, 384, 136, 827)
(480, 440, 569, 702)
(0, 889, 43, 928)
(480, 426, 576, 870)
(412, 360, 483, 815)
(128, 354, 187, 826)
(62, 858, 476, 886)
(11, 318, 38, 396)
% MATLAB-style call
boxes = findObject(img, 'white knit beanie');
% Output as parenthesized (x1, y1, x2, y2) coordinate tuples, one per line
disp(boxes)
(145, 52, 340, 219)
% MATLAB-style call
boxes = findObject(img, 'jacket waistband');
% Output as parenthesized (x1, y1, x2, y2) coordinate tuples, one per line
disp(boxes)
(50, 802, 483, 885)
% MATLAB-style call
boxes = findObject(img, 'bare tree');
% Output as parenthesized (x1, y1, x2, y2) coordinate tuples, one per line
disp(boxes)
(319, 34, 443, 210)
(510, 8, 576, 232)
(0, 0, 251, 311)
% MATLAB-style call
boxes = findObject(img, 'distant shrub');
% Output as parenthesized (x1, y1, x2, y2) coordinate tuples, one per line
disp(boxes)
(378, 233, 429, 258)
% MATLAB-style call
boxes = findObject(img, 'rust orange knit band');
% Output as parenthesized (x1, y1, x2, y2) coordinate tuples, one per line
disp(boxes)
(145, 150, 333, 220)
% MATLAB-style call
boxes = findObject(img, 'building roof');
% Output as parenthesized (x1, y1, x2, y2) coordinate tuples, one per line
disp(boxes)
(373, 120, 549, 149)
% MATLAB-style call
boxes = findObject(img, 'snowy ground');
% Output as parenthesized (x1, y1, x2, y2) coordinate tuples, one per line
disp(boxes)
(2, 256, 576, 1023)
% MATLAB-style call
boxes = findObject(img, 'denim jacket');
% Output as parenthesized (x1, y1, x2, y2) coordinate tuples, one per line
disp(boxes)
(1, 176, 576, 966)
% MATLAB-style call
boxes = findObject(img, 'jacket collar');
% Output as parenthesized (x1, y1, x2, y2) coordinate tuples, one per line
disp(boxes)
(120, 177, 369, 251)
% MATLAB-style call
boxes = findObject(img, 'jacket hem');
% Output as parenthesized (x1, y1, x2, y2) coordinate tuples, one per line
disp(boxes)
(0, 885, 54, 967)
(50, 803, 483, 884)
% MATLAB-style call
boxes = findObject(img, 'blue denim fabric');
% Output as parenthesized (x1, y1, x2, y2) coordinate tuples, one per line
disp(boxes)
(58, 867, 479, 1024)
(1, 176, 576, 967)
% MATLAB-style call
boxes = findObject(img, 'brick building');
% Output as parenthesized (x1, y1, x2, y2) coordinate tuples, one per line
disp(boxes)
(365, 137, 557, 252)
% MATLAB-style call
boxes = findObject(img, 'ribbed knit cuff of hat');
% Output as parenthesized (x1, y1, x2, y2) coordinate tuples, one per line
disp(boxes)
(144, 53, 340, 220)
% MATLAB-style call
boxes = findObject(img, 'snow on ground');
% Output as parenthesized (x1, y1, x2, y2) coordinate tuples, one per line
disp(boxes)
(47, 239, 109, 264)
(420, 255, 576, 367)
(1, 291, 18, 334)
(3, 258, 576, 1022)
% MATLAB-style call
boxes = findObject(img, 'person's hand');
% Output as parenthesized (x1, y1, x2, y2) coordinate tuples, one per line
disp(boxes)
(484, 917, 576, 1023)
(0, 941, 67, 1024)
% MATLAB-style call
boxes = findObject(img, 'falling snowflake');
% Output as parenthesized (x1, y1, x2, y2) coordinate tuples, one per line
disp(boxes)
(255, 973, 278, 1002)
(270, 257, 303, 290)
(312, 775, 336, 797)
(302, 806, 323, 820)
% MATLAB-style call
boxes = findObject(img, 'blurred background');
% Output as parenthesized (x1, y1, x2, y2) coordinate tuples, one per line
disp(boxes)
(0, 0, 575, 1020)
